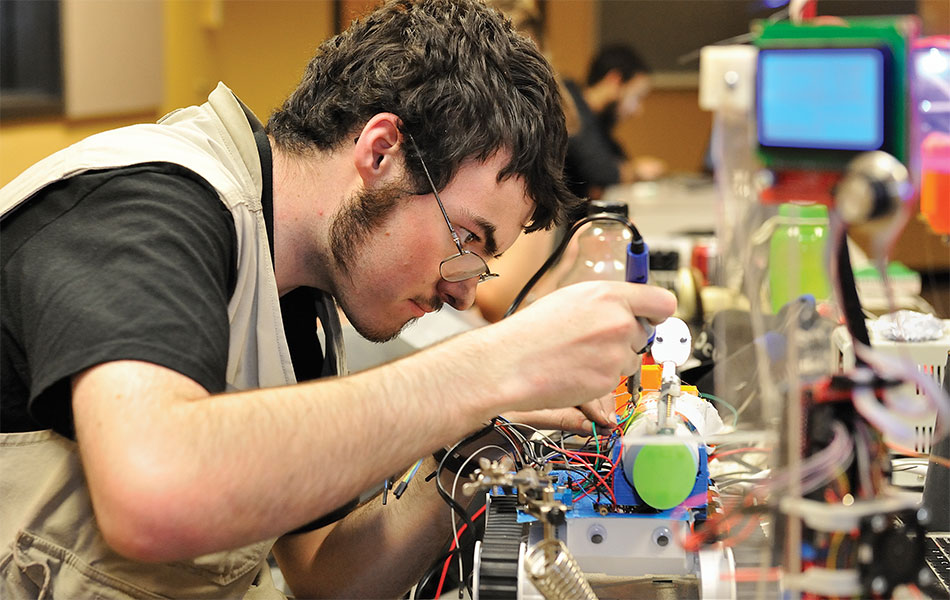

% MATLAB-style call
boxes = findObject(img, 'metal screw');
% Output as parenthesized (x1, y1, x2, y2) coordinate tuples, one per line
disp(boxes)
(917, 507, 931, 525)
(724, 70, 739, 89)
(870, 576, 888, 595)
(871, 514, 888, 533)
(857, 543, 873, 564)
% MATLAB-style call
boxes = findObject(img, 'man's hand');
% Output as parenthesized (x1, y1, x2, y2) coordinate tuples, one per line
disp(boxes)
(503, 391, 620, 434)
(475, 281, 674, 421)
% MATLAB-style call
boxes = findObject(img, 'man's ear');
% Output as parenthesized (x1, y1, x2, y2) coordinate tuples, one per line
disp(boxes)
(353, 113, 403, 186)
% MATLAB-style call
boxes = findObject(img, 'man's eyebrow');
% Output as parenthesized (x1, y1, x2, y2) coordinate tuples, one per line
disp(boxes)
(474, 215, 498, 258)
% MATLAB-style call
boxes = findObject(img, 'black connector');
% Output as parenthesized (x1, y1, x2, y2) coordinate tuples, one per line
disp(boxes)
(393, 480, 409, 500)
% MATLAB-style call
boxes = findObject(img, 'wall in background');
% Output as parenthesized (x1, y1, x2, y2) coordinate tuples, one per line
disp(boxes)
(3, 0, 945, 185)
(62, 0, 164, 119)
(0, 0, 333, 186)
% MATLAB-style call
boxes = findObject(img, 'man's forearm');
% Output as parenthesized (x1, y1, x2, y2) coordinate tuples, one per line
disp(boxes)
(273, 456, 482, 598)
(74, 336, 506, 562)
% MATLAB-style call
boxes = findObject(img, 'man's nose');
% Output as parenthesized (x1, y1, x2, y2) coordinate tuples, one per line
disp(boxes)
(437, 277, 479, 311)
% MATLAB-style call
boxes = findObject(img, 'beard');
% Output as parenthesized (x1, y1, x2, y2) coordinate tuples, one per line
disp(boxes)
(326, 182, 443, 343)
(329, 182, 403, 274)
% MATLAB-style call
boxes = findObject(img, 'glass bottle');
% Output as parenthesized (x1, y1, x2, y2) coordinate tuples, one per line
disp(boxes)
(559, 200, 632, 286)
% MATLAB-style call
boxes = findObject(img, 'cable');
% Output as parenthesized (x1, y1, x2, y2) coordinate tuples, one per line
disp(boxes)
(700, 392, 740, 428)
(709, 447, 772, 461)
(887, 441, 950, 469)
(435, 441, 480, 543)
(504, 214, 645, 317)
(394, 459, 425, 500)
(433, 504, 488, 599)
(829, 215, 871, 362)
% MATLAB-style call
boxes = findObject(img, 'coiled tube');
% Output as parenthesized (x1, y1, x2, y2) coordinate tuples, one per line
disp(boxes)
(524, 539, 598, 600)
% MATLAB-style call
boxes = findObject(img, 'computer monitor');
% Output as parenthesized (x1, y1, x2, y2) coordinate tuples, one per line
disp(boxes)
(757, 47, 887, 152)
(751, 15, 914, 171)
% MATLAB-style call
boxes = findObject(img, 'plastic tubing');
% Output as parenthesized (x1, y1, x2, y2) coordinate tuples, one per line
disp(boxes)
(853, 342, 950, 443)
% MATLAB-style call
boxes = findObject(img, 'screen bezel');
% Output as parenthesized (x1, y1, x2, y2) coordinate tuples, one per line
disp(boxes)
(755, 44, 895, 169)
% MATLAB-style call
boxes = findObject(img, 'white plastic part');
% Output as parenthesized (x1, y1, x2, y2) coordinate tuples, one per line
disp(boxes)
(518, 541, 545, 600)
(783, 567, 861, 596)
(564, 517, 692, 577)
(652, 317, 693, 366)
(778, 493, 921, 532)
(832, 320, 949, 453)
(698, 544, 737, 600)
(699, 45, 758, 113)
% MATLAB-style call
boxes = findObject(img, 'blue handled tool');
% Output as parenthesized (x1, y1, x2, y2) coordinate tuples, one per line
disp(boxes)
(626, 238, 655, 353)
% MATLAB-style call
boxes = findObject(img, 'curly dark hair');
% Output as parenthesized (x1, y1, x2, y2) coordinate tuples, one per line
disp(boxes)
(266, 0, 580, 232)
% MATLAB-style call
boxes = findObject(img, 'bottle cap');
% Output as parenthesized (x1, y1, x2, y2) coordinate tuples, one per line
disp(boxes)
(587, 199, 629, 217)
(778, 202, 828, 219)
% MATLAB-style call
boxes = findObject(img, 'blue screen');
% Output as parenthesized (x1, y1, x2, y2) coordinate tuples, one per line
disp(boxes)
(757, 48, 885, 151)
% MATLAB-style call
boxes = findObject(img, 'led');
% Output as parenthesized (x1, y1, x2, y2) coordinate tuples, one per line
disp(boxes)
(916, 48, 949, 76)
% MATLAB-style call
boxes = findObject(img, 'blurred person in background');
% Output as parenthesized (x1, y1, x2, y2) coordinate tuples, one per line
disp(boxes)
(564, 44, 667, 201)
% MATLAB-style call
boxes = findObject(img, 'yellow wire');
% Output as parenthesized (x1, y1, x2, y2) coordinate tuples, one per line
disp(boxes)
(827, 532, 846, 569)
(835, 470, 851, 497)
(401, 459, 424, 483)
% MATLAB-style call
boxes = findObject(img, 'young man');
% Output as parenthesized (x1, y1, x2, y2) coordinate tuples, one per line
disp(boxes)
(0, 1, 675, 597)
(563, 44, 667, 200)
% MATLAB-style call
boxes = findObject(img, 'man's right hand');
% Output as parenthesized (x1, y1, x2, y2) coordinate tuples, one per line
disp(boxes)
(473, 280, 675, 421)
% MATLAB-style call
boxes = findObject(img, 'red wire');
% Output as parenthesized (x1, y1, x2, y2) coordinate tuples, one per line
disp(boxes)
(720, 513, 762, 548)
(708, 447, 771, 461)
(728, 567, 782, 582)
(567, 437, 626, 505)
(541, 443, 618, 505)
(434, 504, 487, 599)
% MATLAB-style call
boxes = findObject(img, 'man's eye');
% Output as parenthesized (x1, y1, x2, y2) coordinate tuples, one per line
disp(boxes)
(458, 226, 479, 246)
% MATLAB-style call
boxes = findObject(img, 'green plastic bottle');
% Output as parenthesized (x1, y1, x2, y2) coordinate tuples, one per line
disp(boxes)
(768, 202, 830, 313)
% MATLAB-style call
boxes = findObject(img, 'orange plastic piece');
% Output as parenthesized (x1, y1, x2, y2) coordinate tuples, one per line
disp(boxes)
(640, 364, 662, 392)
(920, 132, 950, 235)
(614, 366, 699, 414)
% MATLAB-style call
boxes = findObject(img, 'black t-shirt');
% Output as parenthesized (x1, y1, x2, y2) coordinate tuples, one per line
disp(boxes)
(1, 145, 341, 532)
(563, 79, 625, 201)
(1, 163, 238, 437)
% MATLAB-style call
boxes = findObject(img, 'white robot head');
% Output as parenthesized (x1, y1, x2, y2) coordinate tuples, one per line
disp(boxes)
(650, 317, 692, 366)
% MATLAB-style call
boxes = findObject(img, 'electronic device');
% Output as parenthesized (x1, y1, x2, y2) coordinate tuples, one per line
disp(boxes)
(464, 321, 737, 600)
(753, 16, 916, 174)
(757, 47, 888, 153)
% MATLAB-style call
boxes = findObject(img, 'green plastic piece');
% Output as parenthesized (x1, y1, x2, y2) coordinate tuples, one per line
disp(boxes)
(633, 443, 697, 510)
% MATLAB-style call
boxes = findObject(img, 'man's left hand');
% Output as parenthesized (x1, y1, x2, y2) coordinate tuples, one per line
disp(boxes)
(502, 394, 617, 435)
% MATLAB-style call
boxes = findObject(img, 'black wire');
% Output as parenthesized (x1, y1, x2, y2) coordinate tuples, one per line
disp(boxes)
(435, 438, 478, 540)
(834, 228, 871, 363)
(412, 531, 481, 599)
(503, 214, 645, 318)
(413, 548, 457, 599)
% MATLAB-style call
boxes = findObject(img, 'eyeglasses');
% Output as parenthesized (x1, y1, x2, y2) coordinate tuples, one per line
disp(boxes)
(407, 135, 499, 284)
